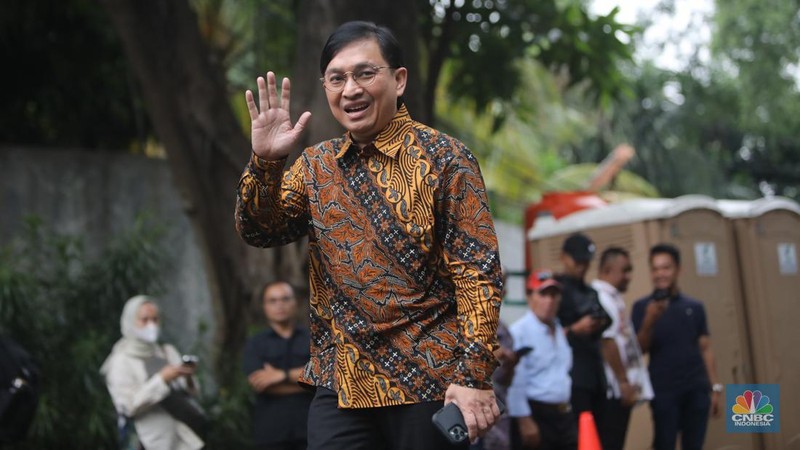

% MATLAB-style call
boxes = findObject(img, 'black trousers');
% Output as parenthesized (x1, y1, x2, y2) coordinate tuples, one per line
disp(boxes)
(307, 387, 469, 450)
(510, 400, 577, 450)
(570, 386, 605, 428)
(599, 398, 632, 450)
(650, 387, 710, 450)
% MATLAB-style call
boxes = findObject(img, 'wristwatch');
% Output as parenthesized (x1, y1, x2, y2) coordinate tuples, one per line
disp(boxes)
(712, 383, 724, 393)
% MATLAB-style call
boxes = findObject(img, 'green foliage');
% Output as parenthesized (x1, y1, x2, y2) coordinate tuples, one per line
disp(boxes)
(420, 0, 637, 123)
(572, 0, 800, 201)
(547, 164, 660, 198)
(0, 0, 152, 151)
(191, 0, 297, 92)
(711, 0, 800, 197)
(436, 59, 659, 223)
(0, 216, 168, 448)
(200, 354, 255, 449)
(574, 63, 741, 198)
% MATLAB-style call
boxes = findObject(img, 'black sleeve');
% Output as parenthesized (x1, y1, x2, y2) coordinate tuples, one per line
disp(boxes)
(557, 285, 580, 328)
(242, 335, 263, 376)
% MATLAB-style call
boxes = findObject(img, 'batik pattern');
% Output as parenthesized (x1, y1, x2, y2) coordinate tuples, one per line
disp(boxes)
(235, 105, 502, 408)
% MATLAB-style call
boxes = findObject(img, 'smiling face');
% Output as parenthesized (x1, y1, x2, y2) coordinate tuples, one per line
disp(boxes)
(650, 252, 680, 291)
(322, 38, 407, 146)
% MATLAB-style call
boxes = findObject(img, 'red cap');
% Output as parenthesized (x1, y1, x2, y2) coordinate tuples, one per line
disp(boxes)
(526, 269, 561, 293)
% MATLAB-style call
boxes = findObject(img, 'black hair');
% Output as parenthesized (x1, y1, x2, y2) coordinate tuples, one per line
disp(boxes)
(260, 280, 294, 300)
(319, 21, 404, 75)
(599, 247, 630, 271)
(650, 243, 681, 267)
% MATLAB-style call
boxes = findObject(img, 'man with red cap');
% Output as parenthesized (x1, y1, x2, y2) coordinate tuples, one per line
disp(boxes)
(507, 270, 576, 450)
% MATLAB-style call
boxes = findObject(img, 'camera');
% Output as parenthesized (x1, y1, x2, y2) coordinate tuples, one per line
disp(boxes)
(181, 354, 199, 366)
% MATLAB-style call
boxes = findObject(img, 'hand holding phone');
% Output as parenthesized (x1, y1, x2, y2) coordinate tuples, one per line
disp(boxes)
(432, 399, 506, 445)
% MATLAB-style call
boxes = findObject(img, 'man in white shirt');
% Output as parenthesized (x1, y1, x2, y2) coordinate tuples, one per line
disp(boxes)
(508, 270, 575, 450)
(592, 247, 652, 450)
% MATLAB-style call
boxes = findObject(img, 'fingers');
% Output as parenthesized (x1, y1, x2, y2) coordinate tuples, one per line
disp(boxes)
(464, 404, 497, 442)
(267, 72, 279, 112)
(281, 77, 291, 114)
(245, 90, 258, 122)
(463, 407, 479, 443)
(252, 73, 297, 118)
(258, 76, 269, 113)
(294, 111, 312, 133)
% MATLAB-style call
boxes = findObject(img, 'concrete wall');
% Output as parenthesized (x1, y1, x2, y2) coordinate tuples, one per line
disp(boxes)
(0, 146, 214, 356)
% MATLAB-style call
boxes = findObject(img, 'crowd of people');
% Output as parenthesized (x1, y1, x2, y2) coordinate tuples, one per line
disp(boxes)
(93, 235, 721, 450)
(87, 20, 726, 450)
(499, 235, 721, 450)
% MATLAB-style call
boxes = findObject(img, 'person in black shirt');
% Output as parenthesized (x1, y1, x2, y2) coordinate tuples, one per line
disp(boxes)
(555, 233, 610, 434)
(243, 281, 313, 450)
(631, 244, 721, 450)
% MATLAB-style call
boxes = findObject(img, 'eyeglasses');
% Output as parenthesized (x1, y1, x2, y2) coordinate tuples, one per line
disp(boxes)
(320, 66, 394, 92)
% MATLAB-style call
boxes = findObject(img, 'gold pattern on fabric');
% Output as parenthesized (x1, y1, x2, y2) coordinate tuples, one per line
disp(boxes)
(235, 105, 502, 409)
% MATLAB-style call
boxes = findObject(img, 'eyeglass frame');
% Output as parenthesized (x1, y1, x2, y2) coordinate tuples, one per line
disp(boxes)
(319, 65, 396, 92)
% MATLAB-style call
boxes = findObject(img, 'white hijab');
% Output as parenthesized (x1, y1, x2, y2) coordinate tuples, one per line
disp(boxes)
(100, 295, 161, 374)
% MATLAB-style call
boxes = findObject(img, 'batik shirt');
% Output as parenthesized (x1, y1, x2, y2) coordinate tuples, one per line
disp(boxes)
(235, 105, 502, 408)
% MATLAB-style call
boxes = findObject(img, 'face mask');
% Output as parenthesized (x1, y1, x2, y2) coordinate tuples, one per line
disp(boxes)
(134, 322, 160, 343)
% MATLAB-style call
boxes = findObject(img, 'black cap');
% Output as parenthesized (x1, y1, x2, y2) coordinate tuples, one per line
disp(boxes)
(562, 233, 596, 262)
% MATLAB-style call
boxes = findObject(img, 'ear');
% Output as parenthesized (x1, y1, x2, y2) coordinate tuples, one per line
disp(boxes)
(394, 67, 408, 97)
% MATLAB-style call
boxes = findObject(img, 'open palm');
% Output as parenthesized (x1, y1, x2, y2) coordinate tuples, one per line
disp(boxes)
(246, 71, 312, 160)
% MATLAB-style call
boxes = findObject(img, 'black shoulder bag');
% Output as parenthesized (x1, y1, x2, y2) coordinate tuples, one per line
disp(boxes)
(142, 350, 208, 438)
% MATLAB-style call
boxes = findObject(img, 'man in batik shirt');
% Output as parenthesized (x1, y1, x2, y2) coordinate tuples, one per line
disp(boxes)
(235, 21, 503, 450)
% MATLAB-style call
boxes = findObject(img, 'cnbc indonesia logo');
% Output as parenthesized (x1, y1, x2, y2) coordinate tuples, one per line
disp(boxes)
(731, 390, 774, 427)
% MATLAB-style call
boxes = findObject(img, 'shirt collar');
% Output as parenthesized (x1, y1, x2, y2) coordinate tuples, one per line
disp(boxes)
(335, 104, 413, 159)
(526, 309, 561, 331)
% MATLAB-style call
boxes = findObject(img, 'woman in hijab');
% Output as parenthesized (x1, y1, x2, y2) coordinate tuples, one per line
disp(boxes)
(101, 295, 204, 450)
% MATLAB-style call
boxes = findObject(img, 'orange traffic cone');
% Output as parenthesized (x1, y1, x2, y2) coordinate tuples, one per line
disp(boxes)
(578, 411, 602, 450)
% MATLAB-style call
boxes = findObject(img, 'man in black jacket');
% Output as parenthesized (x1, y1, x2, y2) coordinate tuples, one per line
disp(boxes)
(555, 233, 610, 432)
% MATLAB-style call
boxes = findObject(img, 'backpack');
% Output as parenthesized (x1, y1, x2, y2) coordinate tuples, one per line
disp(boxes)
(0, 336, 40, 443)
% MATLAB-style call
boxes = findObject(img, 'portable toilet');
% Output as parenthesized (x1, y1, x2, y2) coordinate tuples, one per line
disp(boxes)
(527, 195, 758, 450)
(719, 197, 800, 449)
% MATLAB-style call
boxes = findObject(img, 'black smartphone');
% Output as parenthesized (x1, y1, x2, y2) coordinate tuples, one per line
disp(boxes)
(653, 288, 670, 301)
(181, 354, 199, 366)
(432, 399, 506, 445)
(514, 346, 533, 358)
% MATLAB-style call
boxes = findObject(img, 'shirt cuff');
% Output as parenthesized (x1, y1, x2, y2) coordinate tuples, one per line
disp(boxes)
(450, 344, 498, 390)
(250, 152, 287, 174)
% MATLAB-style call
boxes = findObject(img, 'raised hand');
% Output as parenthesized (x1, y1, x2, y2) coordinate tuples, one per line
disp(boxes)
(245, 71, 312, 161)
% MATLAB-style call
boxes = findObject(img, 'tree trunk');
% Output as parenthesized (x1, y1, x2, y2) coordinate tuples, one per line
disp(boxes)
(99, 0, 306, 384)
(290, 0, 425, 155)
